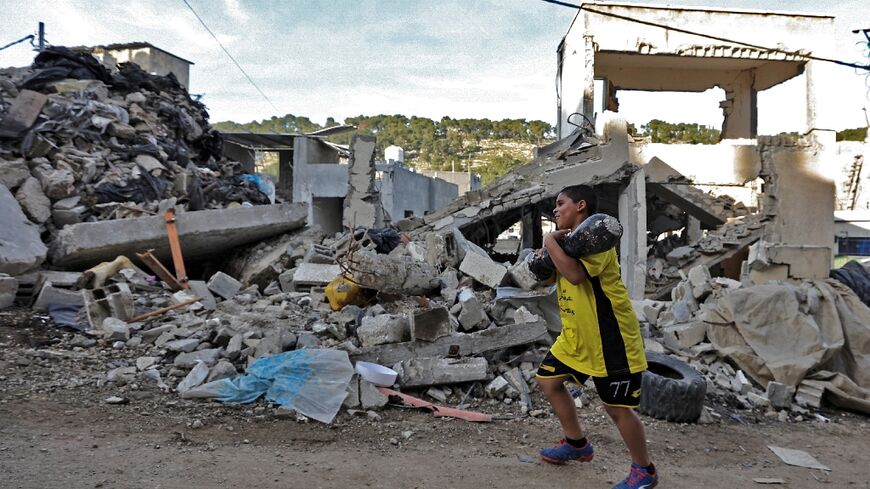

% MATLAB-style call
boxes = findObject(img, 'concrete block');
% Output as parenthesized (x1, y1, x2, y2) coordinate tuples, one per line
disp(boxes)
(749, 264, 789, 284)
(207, 271, 242, 300)
(731, 370, 752, 394)
(187, 280, 216, 310)
(410, 306, 452, 342)
(485, 376, 510, 398)
(426, 387, 448, 403)
(49, 203, 307, 270)
(746, 391, 770, 408)
(174, 348, 223, 368)
(357, 314, 409, 348)
(83, 283, 134, 327)
(0, 186, 47, 275)
(508, 258, 540, 291)
(512, 306, 539, 324)
(795, 380, 825, 408)
(165, 338, 200, 353)
(662, 321, 707, 349)
(457, 288, 488, 331)
(291, 263, 341, 290)
(766, 381, 795, 409)
(459, 251, 507, 289)
(0, 274, 18, 309)
(394, 357, 488, 387)
(687, 265, 713, 299)
(767, 245, 831, 279)
(278, 269, 295, 293)
(359, 379, 389, 409)
(101, 317, 130, 341)
(32, 282, 84, 312)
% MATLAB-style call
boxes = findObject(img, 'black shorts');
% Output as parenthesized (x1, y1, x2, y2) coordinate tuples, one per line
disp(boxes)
(535, 351, 643, 408)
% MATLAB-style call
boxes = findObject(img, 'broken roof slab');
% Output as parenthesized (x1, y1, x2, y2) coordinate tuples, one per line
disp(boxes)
(566, 1, 834, 92)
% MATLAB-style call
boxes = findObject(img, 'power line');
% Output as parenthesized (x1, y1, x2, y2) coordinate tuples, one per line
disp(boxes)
(538, 0, 870, 72)
(0, 34, 35, 52)
(181, 0, 281, 114)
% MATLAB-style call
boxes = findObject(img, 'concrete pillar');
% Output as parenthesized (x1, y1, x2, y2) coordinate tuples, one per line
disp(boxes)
(277, 150, 293, 201)
(343, 135, 383, 230)
(686, 216, 702, 243)
(581, 35, 596, 131)
(720, 70, 756, 139)
(520, 206, 542, 250)
(618, 168, 647, 300)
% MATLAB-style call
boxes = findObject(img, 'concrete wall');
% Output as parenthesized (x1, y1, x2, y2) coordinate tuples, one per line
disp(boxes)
(557, 3, 836, 138)
(631, 139, 761, 206)
(377, 163, 459, 221)
(95, 47, 191, 89)
(418, 170, 481, 193)
(292, 137, 346, 228)
(835, 141, 870, 211)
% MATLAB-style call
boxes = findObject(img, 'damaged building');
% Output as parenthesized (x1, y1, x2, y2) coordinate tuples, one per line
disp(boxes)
(0, 2, 868, 439)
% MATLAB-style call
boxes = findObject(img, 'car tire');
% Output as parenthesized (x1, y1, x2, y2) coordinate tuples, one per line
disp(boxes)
(639, 351, 707, 423)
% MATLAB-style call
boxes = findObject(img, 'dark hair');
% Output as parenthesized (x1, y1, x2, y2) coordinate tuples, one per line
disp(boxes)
(558, 184, 598, 214)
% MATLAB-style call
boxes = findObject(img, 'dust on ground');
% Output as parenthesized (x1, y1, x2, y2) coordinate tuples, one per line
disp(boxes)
(1, 315, 868, 489)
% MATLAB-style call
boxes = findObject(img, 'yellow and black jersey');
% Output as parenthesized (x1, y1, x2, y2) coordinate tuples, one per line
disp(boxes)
(550, 248, 647, 377)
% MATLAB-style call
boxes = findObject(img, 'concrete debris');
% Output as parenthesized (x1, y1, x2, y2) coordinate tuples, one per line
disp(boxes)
(409, 306, 452, 342)
(344, 249, 440, 295)
(0, 274, 18, 309)
(459, 250, 508, 289)
(0, 186, 47, 275)
(394, 357, 488, 387)
(357, 314, 409, 348)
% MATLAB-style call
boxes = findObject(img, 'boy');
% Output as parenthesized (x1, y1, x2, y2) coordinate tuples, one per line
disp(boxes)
(535, 184, 657, 489)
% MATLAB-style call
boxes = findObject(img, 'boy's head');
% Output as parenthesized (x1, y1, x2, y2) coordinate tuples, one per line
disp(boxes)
(553, 184, 597, 230)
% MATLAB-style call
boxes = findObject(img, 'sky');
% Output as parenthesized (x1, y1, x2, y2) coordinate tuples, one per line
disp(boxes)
(1, 0, 869, 134)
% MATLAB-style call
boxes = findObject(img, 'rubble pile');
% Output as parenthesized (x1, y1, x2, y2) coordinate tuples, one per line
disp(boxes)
(0, 47, 270, 241)
(635, 263, 870, 421)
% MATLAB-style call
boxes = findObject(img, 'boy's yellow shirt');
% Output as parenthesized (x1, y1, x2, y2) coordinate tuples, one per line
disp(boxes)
(550, 248, 647, 377)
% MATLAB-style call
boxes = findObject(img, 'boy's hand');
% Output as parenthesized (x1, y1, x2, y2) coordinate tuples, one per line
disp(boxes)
(543, 229, 569, 247)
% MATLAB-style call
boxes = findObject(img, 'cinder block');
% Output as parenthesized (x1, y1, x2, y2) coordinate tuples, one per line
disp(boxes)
(83, 283, 134, 328)
(291, 263, 341, 290)
(410, 306, 452, 342)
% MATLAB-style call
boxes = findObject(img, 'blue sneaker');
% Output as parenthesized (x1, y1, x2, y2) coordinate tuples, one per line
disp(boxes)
(612, 463, 658, 489)
(539, 438, 594, 464)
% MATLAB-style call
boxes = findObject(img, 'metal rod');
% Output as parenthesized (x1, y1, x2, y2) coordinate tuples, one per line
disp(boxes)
(126, 296, 203, 323)
(37, 22, 44, 51)
(163, 209, 189, 288)
(136, 249, 183, 291)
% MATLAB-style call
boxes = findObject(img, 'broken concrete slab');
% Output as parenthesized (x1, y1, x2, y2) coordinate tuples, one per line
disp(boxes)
(352, 320, 548, 366)
(459, 251, 507, 289)
(15, 177, 51, 224)
(645, 157, 727, 228)
(49, 203, 307, 269)
(357, 314, 409, 348)
(346, 249, 440, 295)
(174, 348, 223, 368)
(32, 281, 84, 312)
(662, 321, 707, 350)
(410, 306, 452, 342)
(359, 379, 389, 409)
(394, 357, 488, 387)
(1, 186, 47, 276)
(0, 89, 48, 137)
(291, 262, 341, 290)
(0, 157, 31, 190)
(187, 280, 216, 310)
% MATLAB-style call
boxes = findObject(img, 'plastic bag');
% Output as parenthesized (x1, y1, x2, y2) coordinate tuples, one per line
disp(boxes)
(242, 173, 276, 204)
(181, 349, 354, 424)
(527, 213, 623, 280)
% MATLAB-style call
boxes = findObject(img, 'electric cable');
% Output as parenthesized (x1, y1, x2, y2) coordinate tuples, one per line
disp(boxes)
(538, 0, 870, 72)
(181, 0, 280, 113)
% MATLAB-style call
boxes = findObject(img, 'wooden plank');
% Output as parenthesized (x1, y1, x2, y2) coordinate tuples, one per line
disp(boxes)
(0, 90, 48, 137)
(352, 321, 549, 365)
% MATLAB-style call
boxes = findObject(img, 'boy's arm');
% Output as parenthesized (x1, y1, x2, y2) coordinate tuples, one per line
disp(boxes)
(543, 230, 588, 285)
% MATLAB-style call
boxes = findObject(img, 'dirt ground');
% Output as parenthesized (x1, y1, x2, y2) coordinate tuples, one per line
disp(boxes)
(2, 316, 869, 489)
